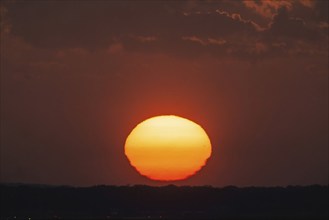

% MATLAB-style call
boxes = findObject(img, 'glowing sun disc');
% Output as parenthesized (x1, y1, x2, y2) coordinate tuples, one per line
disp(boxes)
(125, 115, 212, 181)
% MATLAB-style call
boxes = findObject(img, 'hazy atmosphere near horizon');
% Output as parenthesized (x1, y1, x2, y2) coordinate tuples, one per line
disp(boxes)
(0, 0, 328, 187)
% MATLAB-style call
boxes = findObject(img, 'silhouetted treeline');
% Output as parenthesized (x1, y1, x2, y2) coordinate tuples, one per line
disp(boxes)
(1, 184, 328, 219)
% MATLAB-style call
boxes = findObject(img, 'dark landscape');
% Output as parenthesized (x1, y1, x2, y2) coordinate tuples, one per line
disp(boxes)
(1, 184, 328, 220)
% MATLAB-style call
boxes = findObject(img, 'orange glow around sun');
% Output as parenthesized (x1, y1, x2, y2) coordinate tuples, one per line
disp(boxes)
(125, 115, 212, 181)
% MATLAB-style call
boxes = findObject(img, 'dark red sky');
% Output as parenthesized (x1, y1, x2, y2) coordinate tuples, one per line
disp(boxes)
(0, 0, 328, 186)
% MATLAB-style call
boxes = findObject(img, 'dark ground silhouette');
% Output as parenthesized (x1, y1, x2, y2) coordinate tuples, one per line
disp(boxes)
(1, 184, 328, 219)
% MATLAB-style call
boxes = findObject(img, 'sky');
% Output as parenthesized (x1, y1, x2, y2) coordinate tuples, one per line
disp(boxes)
(0, 0, 328, 187)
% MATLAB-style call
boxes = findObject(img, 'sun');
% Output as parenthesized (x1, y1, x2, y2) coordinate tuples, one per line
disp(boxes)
(125, 115, 212, 181)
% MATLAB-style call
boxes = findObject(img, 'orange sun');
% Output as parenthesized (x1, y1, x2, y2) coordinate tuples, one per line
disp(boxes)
(125, 115, 212, 181)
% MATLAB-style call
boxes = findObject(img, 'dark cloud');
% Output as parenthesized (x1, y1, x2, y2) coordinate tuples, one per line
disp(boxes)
(3, 1, 184, 48)
(267, 7, 326, 41)
(3, 0, 326, 58)
(243, 0, 293, 18)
